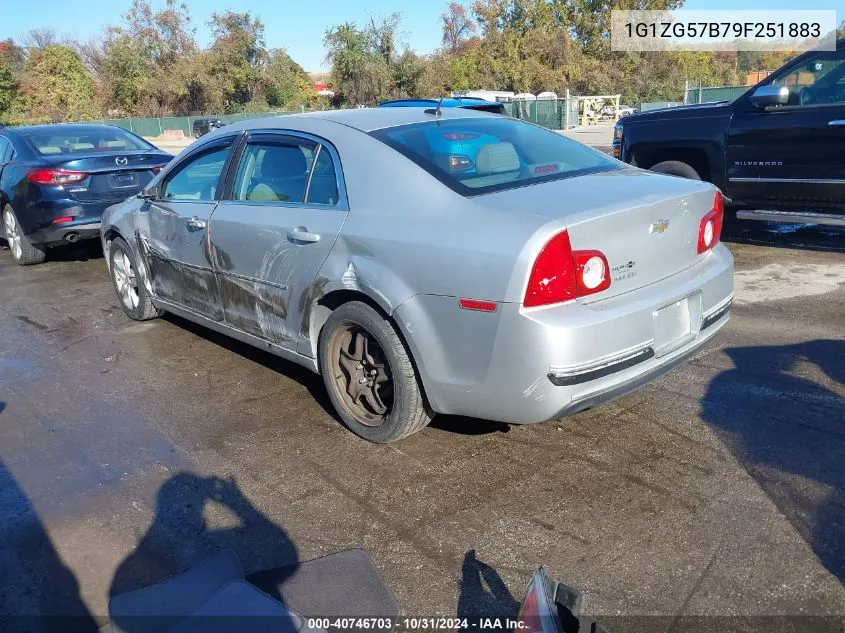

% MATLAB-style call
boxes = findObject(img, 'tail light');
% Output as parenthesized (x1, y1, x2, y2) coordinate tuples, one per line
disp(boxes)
(151, 165, 166, 175)
(523, 230, 611, 308)
(27, 169, 88, 185)
(449, 155, 474, 171)
(51, 216, 74, 224)
(697, 191, 724, 254)
(517, 570, 562, 633)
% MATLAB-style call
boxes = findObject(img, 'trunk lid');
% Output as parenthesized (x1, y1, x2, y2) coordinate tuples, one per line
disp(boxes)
(477, 168, 719, 303)
(40, 151, 171, 202)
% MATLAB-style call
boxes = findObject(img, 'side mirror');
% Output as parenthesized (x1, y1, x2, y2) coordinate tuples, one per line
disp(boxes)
(750, 85, 789, 109)
(138, 185, 159, 200)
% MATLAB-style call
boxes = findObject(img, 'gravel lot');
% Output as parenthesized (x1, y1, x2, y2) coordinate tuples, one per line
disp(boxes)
(0, 207, 843, 631)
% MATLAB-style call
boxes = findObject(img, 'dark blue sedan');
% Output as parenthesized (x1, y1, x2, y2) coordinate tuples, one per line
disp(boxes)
(0, 124, 171, 265)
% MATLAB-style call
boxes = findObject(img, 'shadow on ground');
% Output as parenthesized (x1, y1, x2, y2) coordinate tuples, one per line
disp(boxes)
(0, 445, 98, 631)
(164, 313, 514, 438)
(163, 313, 333, 417)
(703, 340, 845, 582)
(721, 213, 845, 253)
(110, 473, 300, 598)
(456, 550, 520, 621)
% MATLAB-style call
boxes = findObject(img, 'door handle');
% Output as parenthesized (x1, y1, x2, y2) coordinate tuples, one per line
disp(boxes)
(288, 226, 320, 243)
(827, 120, 845, 126)
(185, 216, 206, 230)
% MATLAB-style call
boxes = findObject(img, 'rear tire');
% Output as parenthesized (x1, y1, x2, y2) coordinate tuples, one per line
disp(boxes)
(649, 160, 701, 180)
(108, 237, 161, 321)
(319, 301, 433, 443)
(2, 205, 46, 266)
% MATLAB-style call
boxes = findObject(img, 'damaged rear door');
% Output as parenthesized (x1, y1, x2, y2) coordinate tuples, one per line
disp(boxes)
(209, 131, 348, 348)
(140, 135, 238, 320)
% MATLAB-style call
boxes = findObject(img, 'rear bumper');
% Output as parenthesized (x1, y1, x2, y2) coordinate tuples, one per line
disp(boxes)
(395, 244, 734, 424)
(24, 200, 114, 245)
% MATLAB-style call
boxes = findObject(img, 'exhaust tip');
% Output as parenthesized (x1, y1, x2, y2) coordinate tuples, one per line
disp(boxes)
(65, 232, 79, 243)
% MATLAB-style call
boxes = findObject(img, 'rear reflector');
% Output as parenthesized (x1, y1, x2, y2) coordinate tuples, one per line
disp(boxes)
(51, 216, 74, 224)
(459, 298, 497, 312)
(27, 169, 88, 185)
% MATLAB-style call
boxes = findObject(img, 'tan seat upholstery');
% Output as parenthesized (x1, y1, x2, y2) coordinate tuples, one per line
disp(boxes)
(475, 142, 520, 175)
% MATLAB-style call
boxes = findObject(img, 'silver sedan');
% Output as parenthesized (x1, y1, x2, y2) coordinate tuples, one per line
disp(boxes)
(101, 108, 734, 443)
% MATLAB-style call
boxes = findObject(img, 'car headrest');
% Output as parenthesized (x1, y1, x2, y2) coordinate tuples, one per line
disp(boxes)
(475, 142, 520, 175)
(260, 146, 307, 180)
(71, 143, 95, 151)
(101, 140, 128, 149)
(38, 146, 62, 155)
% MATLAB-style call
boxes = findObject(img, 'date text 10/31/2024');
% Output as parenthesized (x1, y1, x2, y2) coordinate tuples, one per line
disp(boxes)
(306, 618, 531, 631)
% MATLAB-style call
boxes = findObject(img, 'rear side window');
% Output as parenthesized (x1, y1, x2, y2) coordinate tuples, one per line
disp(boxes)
(370, 117, 619, 196)
(232, 137, 339, 206)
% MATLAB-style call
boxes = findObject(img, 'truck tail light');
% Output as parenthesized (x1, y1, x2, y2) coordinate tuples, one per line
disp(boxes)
(523, 230, 611, 308)
(697, 191, 724, 254)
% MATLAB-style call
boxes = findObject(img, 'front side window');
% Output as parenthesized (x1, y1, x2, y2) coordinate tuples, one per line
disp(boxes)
(370, 117, 619, 196)
(769, 49, 845, 106)
(232, 137, 339, 205)
(161, 144, 232, 201)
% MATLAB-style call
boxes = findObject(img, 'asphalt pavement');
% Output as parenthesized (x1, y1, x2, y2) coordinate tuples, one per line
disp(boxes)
(0, 221, 843, 632)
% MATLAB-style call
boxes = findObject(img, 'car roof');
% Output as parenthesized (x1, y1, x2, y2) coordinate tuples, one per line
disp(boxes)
(221, 106, 499, 134)
(13, 123, 132, 136)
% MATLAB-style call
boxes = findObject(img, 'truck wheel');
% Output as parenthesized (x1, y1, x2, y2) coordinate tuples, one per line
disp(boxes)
(650, 161, 701, 180)
(319, 301, 433, 443)
(3, 205, 47, 266)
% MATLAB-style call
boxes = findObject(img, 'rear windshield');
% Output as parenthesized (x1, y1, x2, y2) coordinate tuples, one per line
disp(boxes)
(23, 129, 153, 156)
(369, 117, 619, 196)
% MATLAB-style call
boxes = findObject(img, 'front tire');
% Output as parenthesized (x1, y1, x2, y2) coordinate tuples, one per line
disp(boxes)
(319, 301, 433, 443)
(109, 237, 161, 321)
(3, 205, 46, 266)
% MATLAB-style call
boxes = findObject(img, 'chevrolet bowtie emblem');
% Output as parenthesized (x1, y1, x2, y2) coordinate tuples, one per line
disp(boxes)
(650, 219, 670, 234)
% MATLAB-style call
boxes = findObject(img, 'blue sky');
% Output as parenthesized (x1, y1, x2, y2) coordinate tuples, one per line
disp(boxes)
(3, 0, 841, 71)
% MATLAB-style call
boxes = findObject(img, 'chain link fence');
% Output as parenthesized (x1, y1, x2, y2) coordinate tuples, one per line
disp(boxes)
(90, 111, 302, 138)
(684, 85, 748, 104)
(502, 97, 580, 130)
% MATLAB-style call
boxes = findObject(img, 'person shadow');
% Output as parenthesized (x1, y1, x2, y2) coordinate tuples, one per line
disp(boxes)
(702, 340, 845, 582)
(109, 472, 300, 600)
(0, 452, 98, 633)
(456, 550, 520, 623)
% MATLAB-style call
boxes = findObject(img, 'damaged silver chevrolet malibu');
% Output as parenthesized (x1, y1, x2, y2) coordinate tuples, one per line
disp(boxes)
(101, 108, 734, 443)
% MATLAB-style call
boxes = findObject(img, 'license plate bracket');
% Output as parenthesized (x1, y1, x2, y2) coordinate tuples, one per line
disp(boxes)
(110, 172, 137, 188)
(653, 295, 698, 356)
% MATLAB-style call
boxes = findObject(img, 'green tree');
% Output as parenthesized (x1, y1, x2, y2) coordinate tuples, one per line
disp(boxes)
(207, 10, 269, 111)
(21, 45, 100, 121)
(325, 14, 420, 105)
(265, 49, 316, 109)
(0, 57, 16, 116)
